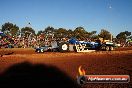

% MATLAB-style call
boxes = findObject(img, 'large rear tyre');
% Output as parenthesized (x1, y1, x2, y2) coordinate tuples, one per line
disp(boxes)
(109, 46, 114, 51)
(73, 46, 77, 52)
(59, 42, 69, 52)
(105, 46, 109, 51)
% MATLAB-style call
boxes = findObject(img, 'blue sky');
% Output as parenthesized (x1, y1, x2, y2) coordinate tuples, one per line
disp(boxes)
(0, 0, 132, 37)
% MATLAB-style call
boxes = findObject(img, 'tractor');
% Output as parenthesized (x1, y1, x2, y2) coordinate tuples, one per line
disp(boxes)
(35, 38, 115, 53)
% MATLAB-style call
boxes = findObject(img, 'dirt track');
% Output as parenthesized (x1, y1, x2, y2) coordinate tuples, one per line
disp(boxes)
(0, 47, 132, 88)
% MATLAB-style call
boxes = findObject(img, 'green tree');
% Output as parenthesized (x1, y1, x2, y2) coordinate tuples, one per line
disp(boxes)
(37, 30, 44, 36)
(1, 22, 19, 37)
(21, 27, 35, 38)
(74, 27, 87, 40)
(98, 29, 111, 40)
(44, 26, 55, 39)
(90, 31, 97, 35)
(44, 26, 54, 34)
(89, 31, 99, 40)
(55, 28, 67, 39)
(116, 31, 131, 42)
(67, 29, 74, 38)
(86, 31, 97, 38)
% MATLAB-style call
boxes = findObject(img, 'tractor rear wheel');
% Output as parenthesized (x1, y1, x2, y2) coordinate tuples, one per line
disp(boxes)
(109, 46, 114, 51)
(105, 46, 109, 51)
(59, 42, 69, 52)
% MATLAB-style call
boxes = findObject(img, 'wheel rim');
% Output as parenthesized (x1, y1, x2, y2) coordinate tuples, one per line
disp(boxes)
(106, 46, 109, 51)
(110, 47, 114, 51)
(62, 44, 68, 50)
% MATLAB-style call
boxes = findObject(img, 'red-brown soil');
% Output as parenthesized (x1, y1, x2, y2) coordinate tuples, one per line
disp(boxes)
(0, 47, 132, 88)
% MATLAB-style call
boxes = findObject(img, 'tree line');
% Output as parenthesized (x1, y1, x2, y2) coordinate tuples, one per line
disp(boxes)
(0, 22, 131, 43)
